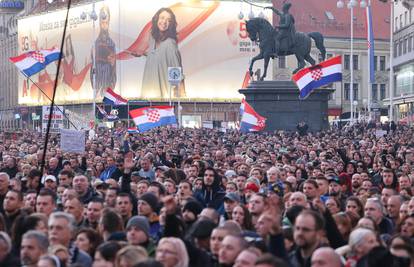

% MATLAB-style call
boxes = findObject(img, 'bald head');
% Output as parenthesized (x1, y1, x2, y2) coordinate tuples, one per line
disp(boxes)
(311, 247, 342, 267)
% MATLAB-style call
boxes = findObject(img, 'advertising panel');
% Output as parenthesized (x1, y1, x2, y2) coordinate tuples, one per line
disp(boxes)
(42, 105, 64, 133)
(18, 0, 269, 105)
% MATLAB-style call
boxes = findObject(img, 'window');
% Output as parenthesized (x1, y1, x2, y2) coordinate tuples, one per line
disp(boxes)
(380, 84, 386, 100)
(372, 84, 378, 101)
(405, 11, 408, 26)
(404, 38, 408, 54)
(344, 54, 350, 70)
(278, 56, 286, 69)
(352, 55, 358, 70)
(345, 83, 358, 101)
(345, 83, 350, 100)
(400, 14, 403, 28)
(409, 36, 413, 52)
(394, 42, 398, 57)
(373, 56, 378, 71)
(399, 41, 403, 56)
(380, 56, 386, 71)
(395, 17, 398, 31)
(353, 83, 359, 100)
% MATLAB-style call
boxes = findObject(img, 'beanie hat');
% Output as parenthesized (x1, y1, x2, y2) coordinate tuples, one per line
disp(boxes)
(139, 192, 159, 212)
(244, 182, 260, 193)
(183, 200, 203, 216)
(126, 216, 150, 238)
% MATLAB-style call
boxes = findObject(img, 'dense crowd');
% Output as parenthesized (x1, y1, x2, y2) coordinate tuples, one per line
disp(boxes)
(0, 121, 414, 267)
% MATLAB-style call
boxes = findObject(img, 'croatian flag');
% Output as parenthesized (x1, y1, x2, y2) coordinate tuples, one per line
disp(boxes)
(365, 4, 375, 83)
(129, 106, 177, 133)
(9, 48, 61, 77)
(127, 127, 139, 134)
(240, 99, 246, 116)
(292, 56, 342, 100)
(240, 100, 266, 133)
(97, 105, 118, 121)
(103, 88, 128, 105)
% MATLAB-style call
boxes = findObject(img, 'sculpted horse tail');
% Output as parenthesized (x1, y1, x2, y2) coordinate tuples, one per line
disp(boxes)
(308, 32, 326, 61)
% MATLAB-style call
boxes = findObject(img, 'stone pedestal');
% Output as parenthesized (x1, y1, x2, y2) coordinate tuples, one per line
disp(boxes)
(239, 81, 334, 132)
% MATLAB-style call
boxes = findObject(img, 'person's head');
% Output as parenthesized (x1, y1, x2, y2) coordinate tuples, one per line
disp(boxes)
(333, 212, 352, 240)
(64, 197, 84, 223)
(87, 197, 104, 224)
(387, 195, 402, 220)
(302, 180, 319, 200)
(210, 226, 230, 256)
(325, 197, 341, 215)
(116, 245, 148, 267)
(36, 188, 57, 216)
(24, 190, 37, 212)
(348, 228, 379, 258)
(138, 192, 159, 217)
(0, 172, 10, 194)
(37, 255, 62, 267)
(99, 208, 124, 237)
(0, 231, 11, 262)
(232, 204, 253, 230)
(116, 193, 133, 218)
(126, 216, 150, 245)
(156, 237, 189, 267)
(75, 228, 102, 257)
(94, 241, 123, 266)
(203, 167, 218, 187)
(48, 212, 75, 247)
(400, 214, 414, 238)
(364, 198, 384, 225)
(58, 170, 74, 187)
(310, 247, 342, 267)
(248, 193, 267, 216)
(288, 192, 307, 208)
(99, 5, 111, 32)
(345, 196, 364, 218)
(20, 230, 49, 267)
(3, 189, 22, 214)
(218, 235, 248, 266)
(254, 253, 289, 267)
(73, 175, 89, 197)
(182, 200, 203, 224)
(105, 187, 118, 207)
(234, 247, 262, 267)
(199, 207, 220, 225)
(294, 210, 325, 251)
(381, 187, 396, 207)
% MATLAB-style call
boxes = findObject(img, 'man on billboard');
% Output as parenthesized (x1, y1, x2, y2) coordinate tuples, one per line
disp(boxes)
(92, 5, 117, 97)
(140, 7, 186, 99)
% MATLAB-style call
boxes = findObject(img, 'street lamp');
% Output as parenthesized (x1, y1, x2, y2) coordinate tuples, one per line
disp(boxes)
(337, 0, 365, 124)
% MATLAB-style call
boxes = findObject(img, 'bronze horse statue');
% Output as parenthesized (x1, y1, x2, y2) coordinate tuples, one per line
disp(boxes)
(246, 17, 326, 80)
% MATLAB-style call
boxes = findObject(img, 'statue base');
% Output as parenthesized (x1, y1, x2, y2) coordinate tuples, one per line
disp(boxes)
(239, 81, 334, 132)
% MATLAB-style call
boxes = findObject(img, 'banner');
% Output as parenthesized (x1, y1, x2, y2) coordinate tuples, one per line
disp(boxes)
(17, 0, 268, 105)
(42, 106, 64, 134)
(60, 129, 85, 153)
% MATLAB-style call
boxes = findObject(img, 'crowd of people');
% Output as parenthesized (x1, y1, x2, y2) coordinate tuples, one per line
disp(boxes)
(0, 121, 413, 267)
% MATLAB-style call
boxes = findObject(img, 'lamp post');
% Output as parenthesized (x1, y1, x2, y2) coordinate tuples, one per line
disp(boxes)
(389, 0, 394, 123)
(337, 0, 367, 124)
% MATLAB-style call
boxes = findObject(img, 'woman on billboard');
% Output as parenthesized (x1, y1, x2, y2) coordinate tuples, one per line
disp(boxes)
(140, 7, 186, 99)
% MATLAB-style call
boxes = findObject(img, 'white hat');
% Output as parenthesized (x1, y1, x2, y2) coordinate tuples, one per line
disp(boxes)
(42, 175, 57, 184)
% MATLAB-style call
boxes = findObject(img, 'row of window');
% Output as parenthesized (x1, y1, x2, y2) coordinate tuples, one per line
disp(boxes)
(276, 54, 387, 71)
(394, 35, 414, 57)
(395, 9, 414, 32)
(343, 83, 386, 101)
(343, 54, 387, 71)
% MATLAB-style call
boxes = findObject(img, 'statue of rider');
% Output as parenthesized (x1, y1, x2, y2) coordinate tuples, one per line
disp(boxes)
(265, 2, 295, 54)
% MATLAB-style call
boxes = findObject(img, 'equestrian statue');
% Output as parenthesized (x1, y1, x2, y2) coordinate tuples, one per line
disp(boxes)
(246, 2, 326, 80)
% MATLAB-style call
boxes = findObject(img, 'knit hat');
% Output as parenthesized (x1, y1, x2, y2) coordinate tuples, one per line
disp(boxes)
(268, 182, 284, 197)
(244, 182, 260, 193)
(126, 216, 150, 238)
(139, 192, 159, 212)
(190, 219, 216, 239)
(183, 200, 203, 216)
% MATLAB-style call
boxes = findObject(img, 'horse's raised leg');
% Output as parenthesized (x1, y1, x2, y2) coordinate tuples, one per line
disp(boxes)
(260, 54, 271, 81)
(249, 53, 264, 78)
(305, 54, 316, 66)
(293, 54, 306, 74)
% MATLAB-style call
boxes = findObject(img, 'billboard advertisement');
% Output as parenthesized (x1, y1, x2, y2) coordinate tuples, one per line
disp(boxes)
(17, 0, 269, 105)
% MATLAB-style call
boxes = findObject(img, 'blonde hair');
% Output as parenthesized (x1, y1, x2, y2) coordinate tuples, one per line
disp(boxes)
(115, 245, 148, 267)
(157, 237, 189, 267)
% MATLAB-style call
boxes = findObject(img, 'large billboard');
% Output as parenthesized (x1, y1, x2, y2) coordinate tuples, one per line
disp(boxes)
(17, 0, 269, 105)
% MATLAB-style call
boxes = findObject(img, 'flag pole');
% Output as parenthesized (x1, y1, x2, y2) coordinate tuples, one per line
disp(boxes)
(24, 74, 78, 130)
(127, 101, 130, 128)
(367, 0, 372, 121)
(40, 0, 72, 178)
